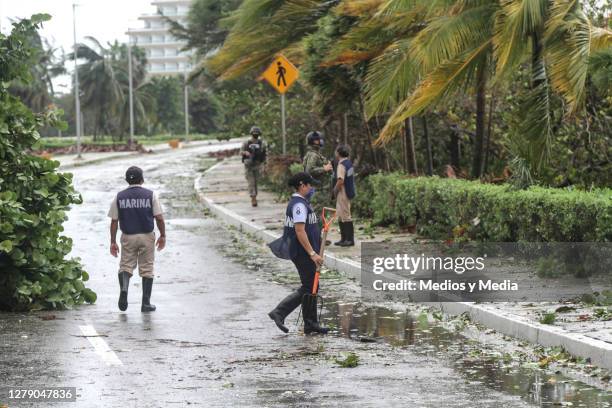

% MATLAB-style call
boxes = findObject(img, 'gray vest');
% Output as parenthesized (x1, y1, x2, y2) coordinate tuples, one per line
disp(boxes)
(116, 187, 155, 235)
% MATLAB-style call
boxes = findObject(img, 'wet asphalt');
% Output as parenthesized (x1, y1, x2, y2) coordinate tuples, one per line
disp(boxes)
(0, 143, 608, 407)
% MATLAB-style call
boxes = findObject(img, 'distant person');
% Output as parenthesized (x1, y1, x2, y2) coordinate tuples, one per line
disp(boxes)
(303, 131, 333, 244)
(333, 145, 355, 246)
(108, 166, 166, 312)
(241, 126, 268, 207)
(267, 172, 329, 335)
(302, 131, 333, 189)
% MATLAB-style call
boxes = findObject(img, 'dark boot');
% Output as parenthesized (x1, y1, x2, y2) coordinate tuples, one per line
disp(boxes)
(302, 295, 329, 335)
(268, 291, 303, 333)
(141, 277, 156, 312)
(334, 222, 346, 246)
(118, 271, 131, 311)
(251, 196, 258, 207)
(338, 221, 355, 247)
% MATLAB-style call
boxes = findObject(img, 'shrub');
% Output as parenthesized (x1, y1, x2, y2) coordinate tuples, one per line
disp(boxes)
(357, 173, 611, 242)
(0, 15, 95, 310)
(263, 154, 302, 195)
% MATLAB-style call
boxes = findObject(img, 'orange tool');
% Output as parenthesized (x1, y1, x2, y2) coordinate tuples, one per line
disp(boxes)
(311, 207, 337, 294)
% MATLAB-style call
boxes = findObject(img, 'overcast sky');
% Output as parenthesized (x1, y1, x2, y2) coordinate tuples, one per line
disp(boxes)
(0, 0, 157, 92)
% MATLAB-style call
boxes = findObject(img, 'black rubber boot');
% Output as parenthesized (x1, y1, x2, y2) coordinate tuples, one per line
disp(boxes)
(338, 221, 355, 247)
(268, 291, 303, 333)
(302, 295, 329, 335)
(118, 272, 131, 311)
(141, 277, 156, 312)
(334, 222, 346, 246)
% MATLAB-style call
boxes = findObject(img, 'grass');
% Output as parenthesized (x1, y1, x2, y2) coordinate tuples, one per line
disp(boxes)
(34, 133, 225, 150)
(334, 352, 360, 368)
(539, 312, 557, 325)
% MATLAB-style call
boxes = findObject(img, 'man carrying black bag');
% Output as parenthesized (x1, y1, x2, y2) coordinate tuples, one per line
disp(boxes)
(267, 172, 329, 335)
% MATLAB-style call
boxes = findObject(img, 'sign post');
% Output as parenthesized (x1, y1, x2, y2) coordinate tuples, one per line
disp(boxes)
(261, 55, 299, 155)
(281, 94, 286, 154)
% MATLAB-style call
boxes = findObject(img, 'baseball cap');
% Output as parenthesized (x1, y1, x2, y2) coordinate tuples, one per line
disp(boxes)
(288, 172, 319, 188)
(125, 166, 144, 183)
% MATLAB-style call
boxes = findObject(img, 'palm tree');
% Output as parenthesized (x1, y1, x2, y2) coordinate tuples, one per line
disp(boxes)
(369, 0, 611, 178)
(70, 37, 125, 139)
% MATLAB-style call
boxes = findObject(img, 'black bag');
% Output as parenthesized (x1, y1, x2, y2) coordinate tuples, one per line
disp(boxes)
(268, 234, 293, 260)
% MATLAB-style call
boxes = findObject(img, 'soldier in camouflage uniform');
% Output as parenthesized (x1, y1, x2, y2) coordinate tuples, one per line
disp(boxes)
(302, 131, 333, 212)
(241, 126, 267, 207)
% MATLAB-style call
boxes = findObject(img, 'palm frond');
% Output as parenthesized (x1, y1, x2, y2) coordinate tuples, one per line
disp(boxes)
(412, 3, 496, 72)
(589, 49, 612, 94)
(334, 0, 384, 16)
(590, 26, 612, 51)
(324, 15, 399, 66)
(364, 38, 419, 115)
(494, 0, 548, 78)
(506, 78, 553, 175)
(546, 1, 612, 112)
(375, 40, 491, 145)
(207, 0, 334, 80)
(545, 0, 590, 112)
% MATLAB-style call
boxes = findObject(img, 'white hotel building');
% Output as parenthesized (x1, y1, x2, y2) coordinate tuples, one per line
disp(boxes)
(127, 0, 194, 76)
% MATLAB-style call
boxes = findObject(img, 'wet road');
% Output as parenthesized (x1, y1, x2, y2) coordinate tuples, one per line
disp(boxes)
(0, 144, 609, 407)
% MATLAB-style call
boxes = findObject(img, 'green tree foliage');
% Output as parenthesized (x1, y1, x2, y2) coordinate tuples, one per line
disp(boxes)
(199, 0, 611, 188)
(189, 84, 224, 134)
(0, 15, 95, 311)
(69, 39, 152, 139)
(8, 27, 65, 113)
(147, 76, 185, 135)
(167, 0, 242, 59)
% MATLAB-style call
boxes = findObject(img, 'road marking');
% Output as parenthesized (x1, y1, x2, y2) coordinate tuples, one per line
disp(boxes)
(79, 325, 123, 366)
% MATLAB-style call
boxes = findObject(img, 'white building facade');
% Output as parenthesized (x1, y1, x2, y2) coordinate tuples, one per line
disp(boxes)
(127, 0, 193, 76)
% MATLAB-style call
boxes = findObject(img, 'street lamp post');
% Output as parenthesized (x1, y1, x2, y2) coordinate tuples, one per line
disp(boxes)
(184, 71, 189, 143)
(127, 41, 135, 145)
(72, 3, 82, 159)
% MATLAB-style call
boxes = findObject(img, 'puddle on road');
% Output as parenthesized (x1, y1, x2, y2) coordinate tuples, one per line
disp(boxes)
(318, 302, 611, 408)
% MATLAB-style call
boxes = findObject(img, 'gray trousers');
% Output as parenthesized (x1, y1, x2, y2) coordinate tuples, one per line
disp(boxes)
(245, 165, 261, 197)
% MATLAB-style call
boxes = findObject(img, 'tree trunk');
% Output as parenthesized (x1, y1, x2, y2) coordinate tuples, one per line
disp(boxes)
(483, 93, 496, 175)
(422, 115, 433, 176)
(343, 112, 349, 145)
(471, 61, 487, 178)
(449, 126, 460, 169)
(404, 117, 418, 174)
(401, 124, 407, 172)
(359, 95, 379, 168)
(531, 32, 545, 89)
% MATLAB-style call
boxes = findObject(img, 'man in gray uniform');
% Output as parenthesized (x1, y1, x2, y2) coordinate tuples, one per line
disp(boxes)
(241, 126, 267, 207)
(108, 166, 166, 312)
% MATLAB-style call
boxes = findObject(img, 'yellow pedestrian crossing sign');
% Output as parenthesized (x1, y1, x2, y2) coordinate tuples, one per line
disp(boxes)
(261, 55, 299, 94)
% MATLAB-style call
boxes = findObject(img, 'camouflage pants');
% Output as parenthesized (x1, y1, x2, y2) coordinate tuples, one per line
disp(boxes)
(245, 165, 261, 197)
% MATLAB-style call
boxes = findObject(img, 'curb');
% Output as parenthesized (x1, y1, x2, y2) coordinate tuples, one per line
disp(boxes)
(194, 161, 612, 370)
(59, 138, 245, 171)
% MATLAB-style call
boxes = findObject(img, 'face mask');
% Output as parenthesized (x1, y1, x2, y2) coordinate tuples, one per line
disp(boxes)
(305, 187, 315, 201)
(319, 138, 324, 148)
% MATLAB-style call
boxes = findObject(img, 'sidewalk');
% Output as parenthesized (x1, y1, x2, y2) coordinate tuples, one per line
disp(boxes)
(195, 157, 612, 370)
(57, 138, 243, 170)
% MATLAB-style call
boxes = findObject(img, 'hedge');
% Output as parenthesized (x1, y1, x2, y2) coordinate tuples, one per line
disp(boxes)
(354, 174, 611, 242)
